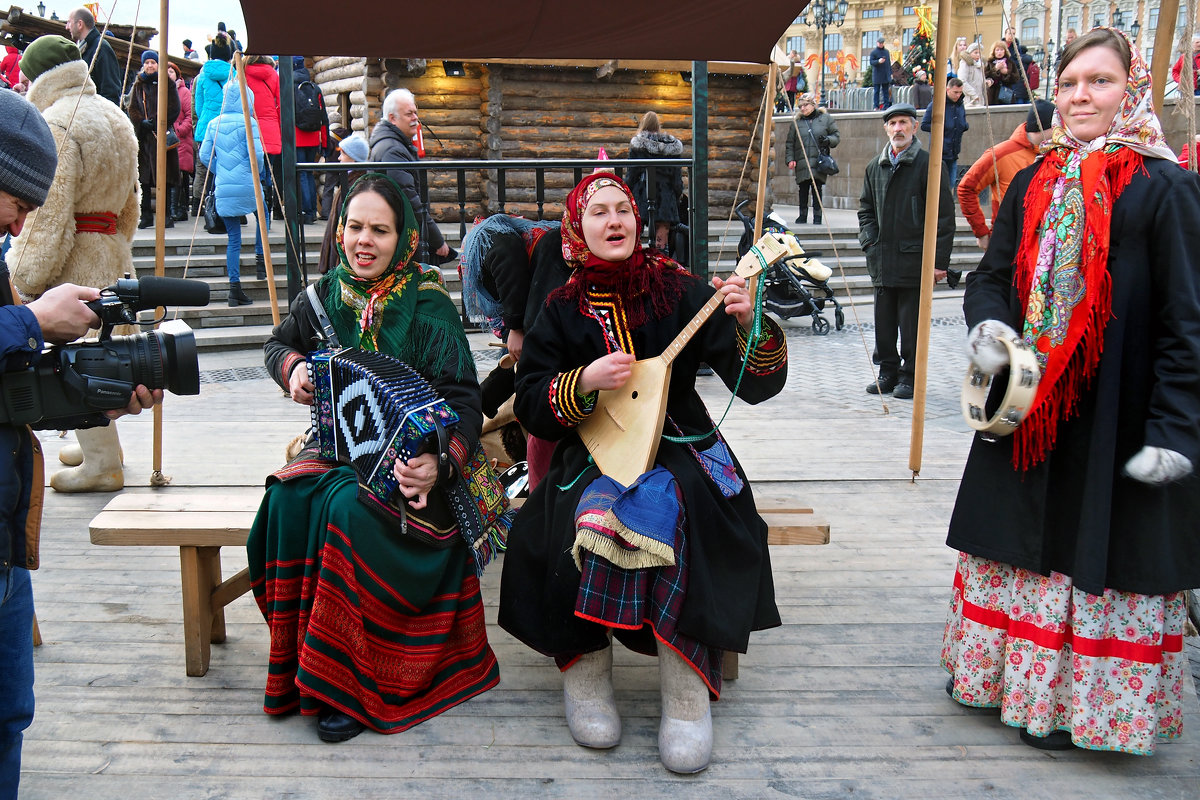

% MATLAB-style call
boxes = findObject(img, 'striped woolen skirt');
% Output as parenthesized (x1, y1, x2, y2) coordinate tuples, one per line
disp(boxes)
(942, 552, 1186, 755)
(247, 466, 499, 732)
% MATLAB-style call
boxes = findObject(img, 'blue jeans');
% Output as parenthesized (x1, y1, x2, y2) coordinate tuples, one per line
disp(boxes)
(222, 213, 265, 282)
(0, 566, 34, 800)
(297, 146, 318, 215)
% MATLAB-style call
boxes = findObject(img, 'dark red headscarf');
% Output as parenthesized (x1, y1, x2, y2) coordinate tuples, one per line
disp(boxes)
(551, 172, 688, 329)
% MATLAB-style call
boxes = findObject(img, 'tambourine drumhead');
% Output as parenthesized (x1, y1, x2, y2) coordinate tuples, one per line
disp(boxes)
(960, 336, 1041, 436)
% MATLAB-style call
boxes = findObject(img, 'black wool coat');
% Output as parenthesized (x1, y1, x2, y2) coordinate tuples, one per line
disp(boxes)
(627, 132, 686, 225)
(784, 109, 840, 186)
(947, 157, 1200, 596)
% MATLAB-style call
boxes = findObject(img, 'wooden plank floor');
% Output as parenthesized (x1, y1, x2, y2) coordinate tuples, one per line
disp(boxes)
(19, 317, 1200, 799)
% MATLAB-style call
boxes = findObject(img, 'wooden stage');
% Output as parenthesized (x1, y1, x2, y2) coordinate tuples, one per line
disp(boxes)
(19, 319, 1200, 799)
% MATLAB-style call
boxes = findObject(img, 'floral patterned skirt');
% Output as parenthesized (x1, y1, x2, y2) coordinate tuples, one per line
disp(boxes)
(941, 552, 1187, 755)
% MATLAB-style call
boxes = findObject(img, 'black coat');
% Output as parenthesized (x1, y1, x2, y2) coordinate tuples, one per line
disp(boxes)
(499, 271, 787, 655)
(869, 45, 892, 85)
(367, 119, 446, 261)
(921, 96, 969, 162)
(947, 157, 1200, 596)
(127, 71, 181, 187)
(79, 27, 122, 106)
(856, 138, 954, 287)
(627, 132, 685, 225)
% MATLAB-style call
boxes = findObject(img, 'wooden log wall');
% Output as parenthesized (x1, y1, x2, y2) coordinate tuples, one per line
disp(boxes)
(309, 59, 769, 224)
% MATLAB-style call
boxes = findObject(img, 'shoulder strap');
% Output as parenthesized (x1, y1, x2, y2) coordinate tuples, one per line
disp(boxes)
(306, 283, 341, 348)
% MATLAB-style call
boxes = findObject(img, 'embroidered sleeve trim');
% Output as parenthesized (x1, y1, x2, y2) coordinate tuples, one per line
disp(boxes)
(281, 352, 306, 387)
(736, 321, 787, 375)
(549, 367, 596, 427)
(447, 433, 469, 472)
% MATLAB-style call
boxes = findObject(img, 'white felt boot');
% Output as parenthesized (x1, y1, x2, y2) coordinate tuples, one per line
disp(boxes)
(50, 425, 125, 493)
(657, 642, 712, 774)
(562, 644, 621, 749)
(58, 437, 123, 467)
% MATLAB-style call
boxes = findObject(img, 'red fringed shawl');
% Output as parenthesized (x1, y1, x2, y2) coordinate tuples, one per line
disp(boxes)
(1011, 147, 1145, 470)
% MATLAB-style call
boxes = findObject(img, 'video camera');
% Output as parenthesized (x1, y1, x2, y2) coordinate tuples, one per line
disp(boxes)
(0, 276, 210, 428)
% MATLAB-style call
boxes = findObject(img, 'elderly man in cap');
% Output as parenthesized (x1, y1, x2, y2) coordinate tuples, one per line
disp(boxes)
(869, 37, 893, 110)
(857, 102, 954, 399)
(0, 89, 157, 800)
(11, 34, 140, 493)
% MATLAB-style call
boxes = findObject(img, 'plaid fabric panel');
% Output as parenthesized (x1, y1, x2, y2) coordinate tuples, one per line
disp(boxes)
(571, 508, 723, 697)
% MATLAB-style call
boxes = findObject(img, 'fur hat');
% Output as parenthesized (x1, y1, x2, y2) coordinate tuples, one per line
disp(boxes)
(796, 93, 817, 106)
(0, 90, 58, 207)
(18, 34, 81, 83)
(141, 50, 158, 65)
(207, 33, 232, 62)
(338, 134, 368, 163)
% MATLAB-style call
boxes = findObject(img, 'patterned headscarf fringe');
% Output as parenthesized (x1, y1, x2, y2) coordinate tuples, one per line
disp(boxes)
(460, 214, 560, 329)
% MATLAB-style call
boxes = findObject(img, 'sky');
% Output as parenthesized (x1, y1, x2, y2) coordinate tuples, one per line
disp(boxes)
(47, 0, 248, 59)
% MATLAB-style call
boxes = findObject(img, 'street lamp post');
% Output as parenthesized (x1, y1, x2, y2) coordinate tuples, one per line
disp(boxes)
(800, 0, 849, 104)
(1043, 39, 1053, 97)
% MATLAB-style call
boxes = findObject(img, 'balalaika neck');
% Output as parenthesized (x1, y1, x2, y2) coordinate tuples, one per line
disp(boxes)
(659, 290, 725, 367)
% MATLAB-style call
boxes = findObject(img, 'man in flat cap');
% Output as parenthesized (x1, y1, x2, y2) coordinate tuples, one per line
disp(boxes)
(857, 103, 954, 399)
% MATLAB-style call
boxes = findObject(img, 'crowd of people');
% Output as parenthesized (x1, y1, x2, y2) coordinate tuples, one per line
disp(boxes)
(2, 12, 1200, 795)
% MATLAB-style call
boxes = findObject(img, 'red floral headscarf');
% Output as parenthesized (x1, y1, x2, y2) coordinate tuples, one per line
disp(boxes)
(552, 172, 688, 329)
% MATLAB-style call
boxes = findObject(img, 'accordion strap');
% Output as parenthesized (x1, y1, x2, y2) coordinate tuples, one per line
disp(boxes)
(306, 284, 342, 349)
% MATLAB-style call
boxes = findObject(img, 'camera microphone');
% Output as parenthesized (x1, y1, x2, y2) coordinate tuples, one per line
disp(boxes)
(105, 276, 211, 312)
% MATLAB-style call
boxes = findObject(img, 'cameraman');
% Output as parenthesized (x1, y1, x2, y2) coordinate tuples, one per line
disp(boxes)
(0, 89, 158, 800)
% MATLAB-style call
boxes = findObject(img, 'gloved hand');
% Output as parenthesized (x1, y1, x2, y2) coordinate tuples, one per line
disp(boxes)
(1123, 446, 1193, 485)
(965, 320, 1018, 376)
(140, 119, 154, 132)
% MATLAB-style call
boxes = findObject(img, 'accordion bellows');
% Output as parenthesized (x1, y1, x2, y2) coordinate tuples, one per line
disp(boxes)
(309, 348, 512, 575)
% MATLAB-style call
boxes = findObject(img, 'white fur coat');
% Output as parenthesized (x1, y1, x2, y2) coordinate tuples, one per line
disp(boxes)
(9, 60, 139, 298)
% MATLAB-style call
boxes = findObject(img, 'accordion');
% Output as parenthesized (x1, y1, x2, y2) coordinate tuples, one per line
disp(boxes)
(309, 348, 460, 507)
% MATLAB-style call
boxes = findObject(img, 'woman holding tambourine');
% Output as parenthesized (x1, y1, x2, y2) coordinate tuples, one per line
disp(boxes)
(943, 28, 1200, 756)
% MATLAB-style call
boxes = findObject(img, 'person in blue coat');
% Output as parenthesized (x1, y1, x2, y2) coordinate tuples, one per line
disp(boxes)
(199, 79, 265, 307)
(190, 32, 233, 213)
(869, 38, 893, 110)
(921, 78, 969, 186)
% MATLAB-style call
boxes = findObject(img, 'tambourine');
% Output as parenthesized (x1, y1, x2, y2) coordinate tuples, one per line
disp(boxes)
(960, 336, 1041, 436)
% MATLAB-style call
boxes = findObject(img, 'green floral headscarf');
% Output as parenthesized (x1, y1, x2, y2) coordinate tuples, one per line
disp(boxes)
(320, 172, 474, 381)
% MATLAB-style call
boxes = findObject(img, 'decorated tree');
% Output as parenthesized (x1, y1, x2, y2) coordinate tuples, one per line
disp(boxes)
(903, 5, 937, 83)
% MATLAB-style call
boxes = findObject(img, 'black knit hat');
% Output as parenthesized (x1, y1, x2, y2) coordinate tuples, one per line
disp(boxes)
(208, 32, 233, 62)
(0, 90, 58, 206)
(1026, 99, 1055, 133)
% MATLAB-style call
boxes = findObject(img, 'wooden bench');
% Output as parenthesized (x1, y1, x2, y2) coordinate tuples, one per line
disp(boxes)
(89, 491, 261, 677)
(89, 491, 828, 679)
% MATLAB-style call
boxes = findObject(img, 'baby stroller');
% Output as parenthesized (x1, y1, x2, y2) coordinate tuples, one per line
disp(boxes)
(734, 200, 844, 335)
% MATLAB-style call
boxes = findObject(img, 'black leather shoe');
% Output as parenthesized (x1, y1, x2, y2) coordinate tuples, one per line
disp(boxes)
(793, 216, 806, 224)
(1020, 729, 1076, 751)
(865, 376, 898, 395)
(893, 383, 914, 399)
(137, 213, 153, 229)
(318, 708, 365, 742)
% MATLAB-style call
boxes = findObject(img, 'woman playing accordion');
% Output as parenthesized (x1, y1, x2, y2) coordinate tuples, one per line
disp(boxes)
(247, 173, 499, 743)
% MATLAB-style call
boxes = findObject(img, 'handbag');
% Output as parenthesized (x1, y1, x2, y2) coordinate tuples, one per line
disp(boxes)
(997, 84, 1014, 104)
(202, 193, 225, 234)
(804, 119, 839, 177)
(164, 129, 180, 151)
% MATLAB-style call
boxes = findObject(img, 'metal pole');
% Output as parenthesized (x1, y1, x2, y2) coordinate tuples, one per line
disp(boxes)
(690, 61, 709, 278)
(234, 54, 281, 327)
(279, 55, 301, 305)
(909, 0, 955, 478)
(820, 27, 826, 102)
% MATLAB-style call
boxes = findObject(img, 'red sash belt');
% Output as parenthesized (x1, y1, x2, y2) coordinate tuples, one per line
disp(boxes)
(74, 212, 119, 235)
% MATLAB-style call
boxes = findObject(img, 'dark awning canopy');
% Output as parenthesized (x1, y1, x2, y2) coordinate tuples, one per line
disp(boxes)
(237, 0, 808, 64)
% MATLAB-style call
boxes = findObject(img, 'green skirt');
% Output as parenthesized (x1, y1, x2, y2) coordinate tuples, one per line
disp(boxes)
(247, 465, 499, 732)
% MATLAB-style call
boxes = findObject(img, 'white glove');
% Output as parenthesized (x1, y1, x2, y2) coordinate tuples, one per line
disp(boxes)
(965, 320, 1018, 376)
(1123, 446, 1194, 485)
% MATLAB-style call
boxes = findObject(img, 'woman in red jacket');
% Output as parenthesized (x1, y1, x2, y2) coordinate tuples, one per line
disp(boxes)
(167, 63, 194, 222)
(244, 55, 282, 218)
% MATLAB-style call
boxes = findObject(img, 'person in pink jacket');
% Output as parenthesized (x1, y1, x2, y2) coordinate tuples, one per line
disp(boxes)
(244, 55, 282, 217)
(167, 62, 194, 222)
